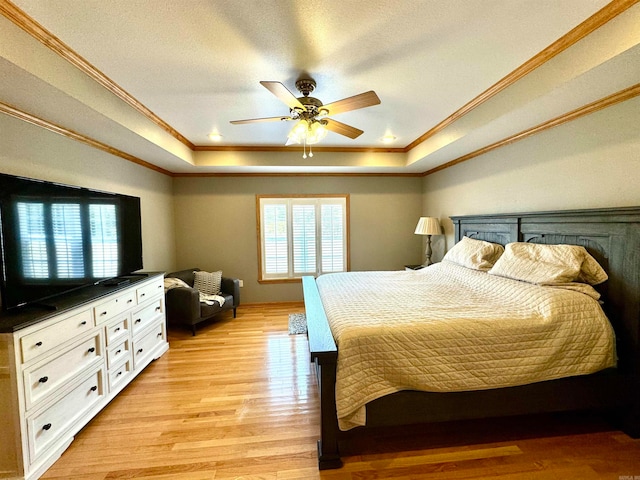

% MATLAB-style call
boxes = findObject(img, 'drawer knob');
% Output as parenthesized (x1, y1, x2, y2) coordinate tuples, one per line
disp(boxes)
(80, 320, 87, 325)
(114, 327, 120, 332)
(137, 348, 144, 354)
(155, 307, 161, 312)
(39, 376, 49, 383)
(100, 311, 107, 316)
(35, 341, 43, 347)
(140, 293, 146, 297)
(116, 371, 122, 377)
(127, 299, 133, 303)
(116, 349, 121, 354)
(157, 332, 162, 338)
(90, 385, 98, 392)
(135, 319, 141, 324)
(88, 347, 96, 353)
(42, 423, 52, 431)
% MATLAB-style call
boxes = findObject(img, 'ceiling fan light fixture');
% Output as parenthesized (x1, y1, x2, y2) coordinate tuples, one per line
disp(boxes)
(208, 132, 223, 141)
(285, 119, 307, 145)
(306, 121, 328, 145)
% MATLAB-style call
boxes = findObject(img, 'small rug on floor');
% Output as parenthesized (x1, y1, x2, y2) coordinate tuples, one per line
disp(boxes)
(288, 313, 307, 335)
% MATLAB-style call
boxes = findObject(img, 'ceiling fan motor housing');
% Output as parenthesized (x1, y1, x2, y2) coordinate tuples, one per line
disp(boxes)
(292, 95, 325, 119)
(295, 78, 316, 96)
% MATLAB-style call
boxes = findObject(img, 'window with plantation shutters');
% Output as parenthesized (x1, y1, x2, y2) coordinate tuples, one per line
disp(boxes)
(258, 195, 349, 281)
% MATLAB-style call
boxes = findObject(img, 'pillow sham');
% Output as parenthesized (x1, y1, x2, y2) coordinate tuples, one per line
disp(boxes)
(442, 236, 504, 271)
(193, 270, 223, 295)
(488, 242, 607, 285)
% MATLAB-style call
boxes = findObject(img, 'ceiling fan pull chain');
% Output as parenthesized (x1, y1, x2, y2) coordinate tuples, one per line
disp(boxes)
(303, 137, 307, 159)
(309, 144, 314, 158)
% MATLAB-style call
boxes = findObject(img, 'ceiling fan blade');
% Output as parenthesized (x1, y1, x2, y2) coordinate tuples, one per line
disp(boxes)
(322, 91, 380, 116)
(323, 118, 363, 139)
(230, 115, 292, 124)
(260, 81, 305, 110)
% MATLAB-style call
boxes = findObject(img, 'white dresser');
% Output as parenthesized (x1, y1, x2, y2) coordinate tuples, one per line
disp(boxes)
(0, 273, 168, 480)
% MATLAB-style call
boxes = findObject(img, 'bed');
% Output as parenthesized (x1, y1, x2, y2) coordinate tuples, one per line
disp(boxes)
(302, 207, 640, 469)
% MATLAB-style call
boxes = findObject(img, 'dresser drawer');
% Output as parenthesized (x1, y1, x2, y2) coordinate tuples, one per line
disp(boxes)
(133, 321, 165, 369)
(94, 290, 136, 324)
(20, 309, 93, 364)
(107, 339, 129, 368)
(105, 315, 130, 346)
(131, 299, 163, 336)
(23, 332, 102, 410)
(108, 358, 132, 392)
(27, 367, 104, 462)
(136, 278, 164, 303)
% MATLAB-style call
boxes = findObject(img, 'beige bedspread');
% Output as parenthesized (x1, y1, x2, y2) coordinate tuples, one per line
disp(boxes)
(315, 262, 616, 430)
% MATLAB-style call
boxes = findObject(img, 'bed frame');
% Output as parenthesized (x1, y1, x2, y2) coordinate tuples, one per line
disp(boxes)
(303, 206, 640, 469)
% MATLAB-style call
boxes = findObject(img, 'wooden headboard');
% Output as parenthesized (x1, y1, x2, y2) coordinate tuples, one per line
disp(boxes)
(451, 207, 640, 373)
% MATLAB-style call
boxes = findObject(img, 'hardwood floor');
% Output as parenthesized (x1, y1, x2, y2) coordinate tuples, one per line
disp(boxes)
(41, 303, 640, 479)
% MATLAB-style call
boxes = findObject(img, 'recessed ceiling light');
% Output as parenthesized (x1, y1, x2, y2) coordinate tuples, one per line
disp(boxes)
(208, 132, 223, 142)
(380, 133, 396, 144)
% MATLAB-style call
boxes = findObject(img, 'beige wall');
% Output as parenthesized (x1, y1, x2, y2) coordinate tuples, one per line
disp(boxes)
(421, 97, 640, 261)
(172, 176, 423, 303)
(0, 114, 177, 274)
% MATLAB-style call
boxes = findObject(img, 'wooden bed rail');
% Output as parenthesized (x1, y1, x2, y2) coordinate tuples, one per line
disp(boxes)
(302, 276, 342, 469)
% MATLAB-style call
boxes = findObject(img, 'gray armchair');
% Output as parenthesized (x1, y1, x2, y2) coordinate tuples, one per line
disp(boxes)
(165, 268, 240, 335)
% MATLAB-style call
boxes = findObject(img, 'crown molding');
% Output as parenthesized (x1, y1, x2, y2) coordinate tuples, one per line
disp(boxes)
(3, 82, 638, 179)
(1, 0, 637, 178)
(422, 83, 640, 176)
(405, 0, 638, 152)
(193, 145, 405, 153)
(0, 0, 195, 150)
(171, 172, 422, 178)
(3, 0, 635, 157)
(0, 101, 174, 177)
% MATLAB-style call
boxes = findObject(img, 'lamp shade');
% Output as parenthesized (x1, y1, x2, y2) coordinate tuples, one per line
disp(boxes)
(414, 217, 441, 235)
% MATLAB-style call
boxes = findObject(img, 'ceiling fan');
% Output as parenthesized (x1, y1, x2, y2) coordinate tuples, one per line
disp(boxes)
(230, 78, 381, 154)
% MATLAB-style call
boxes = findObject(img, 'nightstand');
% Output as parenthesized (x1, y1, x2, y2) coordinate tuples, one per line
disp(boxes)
(404, 264, 426, 271)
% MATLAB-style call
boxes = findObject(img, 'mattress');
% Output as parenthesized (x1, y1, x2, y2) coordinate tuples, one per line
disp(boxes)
(315, 262, 616, 430)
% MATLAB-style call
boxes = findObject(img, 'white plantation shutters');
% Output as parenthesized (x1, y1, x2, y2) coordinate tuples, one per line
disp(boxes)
(262, 203, 288, 275)
(321, 203, 345, 273)
(259, 196, 348, 280)
(292, 202, 316, 275)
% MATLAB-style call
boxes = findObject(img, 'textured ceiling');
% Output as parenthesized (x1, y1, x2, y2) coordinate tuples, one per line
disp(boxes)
(2, 0, 639, 174)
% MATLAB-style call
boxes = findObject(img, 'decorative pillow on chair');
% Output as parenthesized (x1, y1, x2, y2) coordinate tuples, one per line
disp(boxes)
(488, 243, 607, 285)
(193, 270, 223, 295)
(442, 236, 505, 271)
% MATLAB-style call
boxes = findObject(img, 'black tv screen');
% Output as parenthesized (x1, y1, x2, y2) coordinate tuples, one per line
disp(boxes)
(0, 173, 143, 310)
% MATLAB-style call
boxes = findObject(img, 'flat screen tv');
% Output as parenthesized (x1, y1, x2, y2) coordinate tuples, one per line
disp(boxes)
(0, 173, 143, 311)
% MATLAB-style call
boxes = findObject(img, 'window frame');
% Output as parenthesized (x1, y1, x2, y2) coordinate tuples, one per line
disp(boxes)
(256, 194, 350, 283)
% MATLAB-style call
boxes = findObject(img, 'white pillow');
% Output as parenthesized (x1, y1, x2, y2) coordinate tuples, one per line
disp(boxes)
(193, 270, 223, 295)
(488, 243, 607, 285)
(442, 236, 505, 271)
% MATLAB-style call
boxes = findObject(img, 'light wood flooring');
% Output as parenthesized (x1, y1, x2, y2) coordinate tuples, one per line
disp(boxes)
(41, 303, 640, 479)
